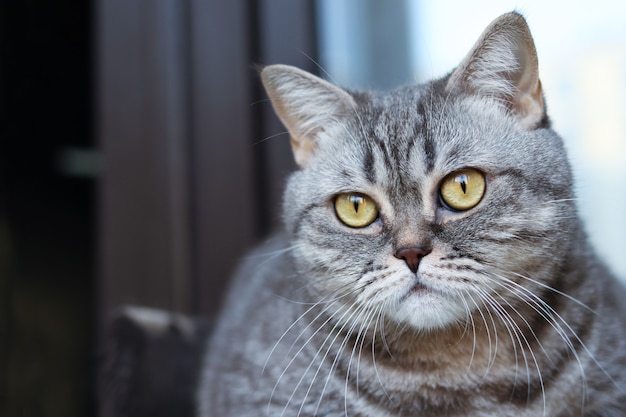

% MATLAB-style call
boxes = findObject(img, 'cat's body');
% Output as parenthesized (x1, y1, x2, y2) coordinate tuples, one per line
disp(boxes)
(197, 13, 626, 416)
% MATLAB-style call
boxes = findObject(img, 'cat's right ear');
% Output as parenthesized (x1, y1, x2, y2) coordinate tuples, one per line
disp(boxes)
(445, 12, 544, 130)
(261, 65, 356, 167)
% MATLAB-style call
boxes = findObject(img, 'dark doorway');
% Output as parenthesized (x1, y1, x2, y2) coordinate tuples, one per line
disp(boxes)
(1, 1, 96, 416)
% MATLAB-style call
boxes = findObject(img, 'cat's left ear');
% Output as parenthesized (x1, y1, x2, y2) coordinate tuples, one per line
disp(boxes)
(261, 65, 356, 167)
(446, 12, 544, 129)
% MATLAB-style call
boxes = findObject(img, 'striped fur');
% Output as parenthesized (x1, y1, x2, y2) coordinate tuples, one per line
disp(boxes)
(197, 12, 626, 417)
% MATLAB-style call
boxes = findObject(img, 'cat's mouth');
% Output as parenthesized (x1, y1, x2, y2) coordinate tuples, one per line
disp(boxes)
(398, 281, 432, 303)
(409, 282, 430, 294)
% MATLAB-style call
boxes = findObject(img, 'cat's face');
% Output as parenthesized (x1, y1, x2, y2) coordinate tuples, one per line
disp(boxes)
(282, 91, 575, 331)
(263, 13, 577, 331)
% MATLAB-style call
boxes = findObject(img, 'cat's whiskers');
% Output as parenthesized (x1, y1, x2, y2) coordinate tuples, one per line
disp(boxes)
(473, 284, 524, 390)
(355, 304, 382, 399)
(481, 290, 502, 375)
(472, 285, 525, 398)
(244, 242, 305, 274)
(454, 289, 475, 342)
(306, 301, 373, 417)
(253, 130, 290, 145)
(306, 286, 392, 416)
(298, 50, 339, 88)
(487, 295, 546, 417)
(282, 274, 383, 416)
(344, 301, 379, 416)
(369, 303, 395, 404)
(540, 198, 579, 205)
(275, 277, 368, 306)
(377, 301, 396, 364)
(267, 297, 342, 415)
(279, 299, 363, 417)
(462, 288, 500, 378)
(480, 271, 610, 417)
(267, 287, 374, 414)
(493, 290, 548, 415)
(309, 301, 369, 417)
(507, 270, 598, 316)
(455, 289, 479, 375)
(489, 273, 591, 409)
(263, 280, 361, 374)
(487, 268, 623, 403)
(479, 286, 546, 415)
(495, 275, 575, 359)
(352, 310, 370, 402)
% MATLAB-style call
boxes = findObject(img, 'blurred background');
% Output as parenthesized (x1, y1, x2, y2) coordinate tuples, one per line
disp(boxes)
(1, 0, 624, 415)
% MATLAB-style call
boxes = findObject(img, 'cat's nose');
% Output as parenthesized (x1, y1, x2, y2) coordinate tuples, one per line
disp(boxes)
(394, 245, 432, 273)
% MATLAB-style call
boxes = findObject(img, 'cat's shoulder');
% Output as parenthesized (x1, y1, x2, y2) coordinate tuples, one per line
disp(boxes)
(230, 233, 293, 286)
(216, 233, 297, 320)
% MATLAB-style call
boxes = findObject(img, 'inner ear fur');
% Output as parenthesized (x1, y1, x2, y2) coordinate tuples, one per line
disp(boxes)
(446, 12, 544, 129)
(261, 65, 356, 167)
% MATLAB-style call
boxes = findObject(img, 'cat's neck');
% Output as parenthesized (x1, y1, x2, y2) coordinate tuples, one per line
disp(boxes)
(371, 316, 514, 371)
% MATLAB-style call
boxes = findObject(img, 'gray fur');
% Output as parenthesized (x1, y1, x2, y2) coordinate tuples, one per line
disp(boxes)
(197, 12, 626, 417)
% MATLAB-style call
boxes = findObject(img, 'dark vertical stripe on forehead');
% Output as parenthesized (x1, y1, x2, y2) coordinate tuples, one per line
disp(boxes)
(406, 132, 417, 160)
(418, 101, 436, 173)
(363, 144, 376, 183)
(378, 138, 394, 175)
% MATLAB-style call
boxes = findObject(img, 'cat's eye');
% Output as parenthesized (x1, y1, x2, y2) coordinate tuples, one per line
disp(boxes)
(334, 193, 379, 228)
(439, 168, 486, 211)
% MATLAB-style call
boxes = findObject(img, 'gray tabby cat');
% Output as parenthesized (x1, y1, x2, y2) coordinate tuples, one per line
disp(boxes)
(197, 12, 626, 417)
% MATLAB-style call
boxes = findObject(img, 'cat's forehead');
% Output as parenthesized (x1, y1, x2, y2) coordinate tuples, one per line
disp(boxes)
(340, 83, 508, 175)
(356, 82, 506, 140)
(358, 86, 427, 129)
(348, 86, 427, 153)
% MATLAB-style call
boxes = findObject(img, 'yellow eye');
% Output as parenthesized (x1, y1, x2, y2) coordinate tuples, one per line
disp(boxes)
(334, 193, 378, 228)
(440, 168, 486, 211)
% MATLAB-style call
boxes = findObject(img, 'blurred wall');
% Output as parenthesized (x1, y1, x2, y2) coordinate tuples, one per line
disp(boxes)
(97, 0, 318, 320)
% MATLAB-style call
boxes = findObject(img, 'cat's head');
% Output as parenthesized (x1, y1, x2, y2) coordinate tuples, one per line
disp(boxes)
(261, 12, 577, 331)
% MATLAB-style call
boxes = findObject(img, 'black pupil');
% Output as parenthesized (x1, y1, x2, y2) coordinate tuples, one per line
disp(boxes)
(457, 174, 468, 194)
(351, 196, 362, 213)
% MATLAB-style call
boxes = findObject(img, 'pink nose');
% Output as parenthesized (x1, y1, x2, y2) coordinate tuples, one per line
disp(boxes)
(394, 245, 432, 273)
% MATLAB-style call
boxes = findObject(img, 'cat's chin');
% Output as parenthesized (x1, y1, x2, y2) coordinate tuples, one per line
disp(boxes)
(391, 286, 467, 330)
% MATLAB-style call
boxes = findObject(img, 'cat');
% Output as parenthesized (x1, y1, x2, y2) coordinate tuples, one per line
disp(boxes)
(196, 12, 626, 417)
